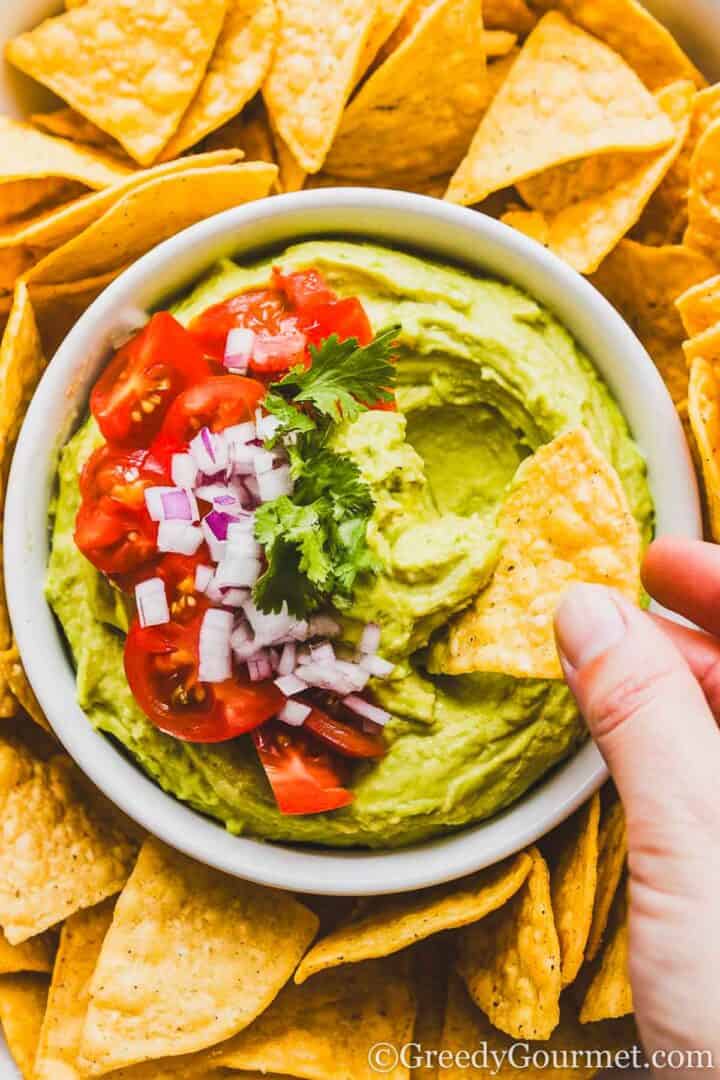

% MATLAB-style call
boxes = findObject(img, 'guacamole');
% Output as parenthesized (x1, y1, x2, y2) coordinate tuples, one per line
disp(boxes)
(46, 241, 653, 848)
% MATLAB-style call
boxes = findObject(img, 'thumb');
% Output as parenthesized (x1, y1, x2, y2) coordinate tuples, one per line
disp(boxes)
(554, 585, 720, 849)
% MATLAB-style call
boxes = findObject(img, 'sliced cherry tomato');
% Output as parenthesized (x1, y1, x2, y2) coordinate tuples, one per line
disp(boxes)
(154, 375, 266, 451)
(90, 313, 215, 448)
(252, 722, 354, 815)
(304, 706, 386, 759)
(124, 615, 284, 742)
(188, 289, 291, 361)
(75, 445, 166, 577)
(298, 297, 372, 348)
(272, 267, 335, 310)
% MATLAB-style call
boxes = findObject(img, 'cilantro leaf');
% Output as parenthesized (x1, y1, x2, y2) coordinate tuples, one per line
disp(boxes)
(275, 326, 399, 422)
(262, 391, 316, 445)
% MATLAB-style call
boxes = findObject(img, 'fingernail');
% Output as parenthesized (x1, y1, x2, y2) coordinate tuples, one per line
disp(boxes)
(555, 584, 627, 671)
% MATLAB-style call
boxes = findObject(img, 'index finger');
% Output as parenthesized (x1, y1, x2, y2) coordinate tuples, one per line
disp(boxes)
(642, 536, 720, 637)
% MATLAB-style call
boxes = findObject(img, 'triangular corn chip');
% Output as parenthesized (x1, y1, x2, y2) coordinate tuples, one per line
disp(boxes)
(77, 837, 318, 1074)
(586, 795, 627, 963)
(6, 0, 228, 165)
(25, 162, 276, 285)
(456, 847, 562, 1040)
(445, 12, 674, 206)
(677, 273, 720, 337)
(161, 0, 277, 159)
(295, 852, 532, 984)
(0, 929, 54, 977)
(544, 794, 600, 986)
(263, 0, 376, 173)
(688, 350, 720, 541)
(0, 117, 131, 190)
(31, 107, 118, 150)
(580, 887, 633, 1023)
(0, 739, 136, 944)
(685, 117, 720, 260)
(324, 0, 486, 183)
(0, 973, 49, 1077)
(430, 428, 641, 679)
(356, 0, 415, 78)
(484, 0, 536, 31)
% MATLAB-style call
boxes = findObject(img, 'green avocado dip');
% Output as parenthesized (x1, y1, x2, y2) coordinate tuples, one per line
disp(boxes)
(46, 240, 653, 848)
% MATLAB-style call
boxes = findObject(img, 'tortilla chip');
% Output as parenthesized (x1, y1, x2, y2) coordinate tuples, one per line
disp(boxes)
(325, 0, 486, 182)
(31, 107, 118, 150)
(501, 207, 550, 244)
(0, 178, 86, 229)
(0, 973, 49, 1078)
(586, 797, 627, 963)
(0, 930, 54, 977)
(526, 0, 703, 91)
(456, 847, 561, 1040)
(442, 973, 639, 1080)
(161, 0, 277, 159)
(685, 117, 720, 261)
(77, 837, 318, 1074)
(29, 270, 124, 358)
(580, 888, 633, 1023)
(25, 162, 276, 286)
(515, 81, 694, 273)
(268, 118, 307, 192)
(431, 428, 641, 679)
(484, 0, 536, 32)
(677, 273, 720, 337)
(212, 958, 416, 1079)
(34, 899, 115, 1080)
(484, 29, 518, 56)
(445, 12, 674, 206)
(0, 117, 131, 201)
(0, 149, 243, 251)
(688, 352, 720, 540)
(411, 937, 451, 1080)
(0, 739, 136, 944)
(544, 794, 601, 986)
(6, 0, 228, 166)
(263, 0, 376, 174)
(589, 240, 716, 410)
(0, 646, 51, 731)
(205, 99, 276, 163)
(357, 0, 416, 78)
(294, 852, 532, 984)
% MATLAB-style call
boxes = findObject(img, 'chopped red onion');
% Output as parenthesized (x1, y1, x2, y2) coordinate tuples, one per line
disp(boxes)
(269, 647, 281, 672)
(214, 556, 261, 589)
(274, 672, 308, 696)
(258, 465, 291, 503)
(224, 328, 255, 373)
(135, 577, 169, 628)
(157, 520, 203, 555)
(253, 330, 307, 365)
(161, 488, 198, 522)
(294, 662, 359, 697)
(171, 453, 198, 490)
(244, 474, 261, 506)
(198, 608, 233, 683)
(252, 448, 276, 476)
(225, 420, 256, 446)
(219, 588, 249, 608)
(310, 642, 335, 664)
(278, 699, 311, 727)
(334, 659, 370, 691)
(144, 486, 176, 521)
(277, 641, 296, 675)
(343, 695, 390, 726)
(226, 521, 262, 560)
(359, 653, 395, 678)
(360, 622, 381, 655)
(308, 614, 341, 638)
(247, 652, 273, 682)
(201, 518, 227, 562)
(241, 598, 296, 646)
(194, 564, 214, 593)
(255, 411, 282, 442)
(204, 509, 240, 541)
(190, 428, 228, 474)
(289, 620, 310, 641)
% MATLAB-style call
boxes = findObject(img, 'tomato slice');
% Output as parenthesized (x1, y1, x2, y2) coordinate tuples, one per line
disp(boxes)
(75, 445, 167, 577)
(252, 723, 354, 814)
(90, 313, 215, 448)
(154, 375, 266, 450)
(272, 267, 335, 310)
(188, 288, 292, 361)
(304, 707, 386, 758)
(124, 614, 284, 742)
(299, 297, 372, 349)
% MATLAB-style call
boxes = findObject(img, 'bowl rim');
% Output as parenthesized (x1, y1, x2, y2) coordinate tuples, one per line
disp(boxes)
(4, 187, 702, 895)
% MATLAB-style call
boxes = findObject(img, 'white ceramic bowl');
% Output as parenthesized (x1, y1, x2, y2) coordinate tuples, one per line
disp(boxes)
(4, 188, 703, 894)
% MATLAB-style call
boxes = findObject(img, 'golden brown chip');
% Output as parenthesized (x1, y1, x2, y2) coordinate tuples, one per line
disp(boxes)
(589, 239, 716, 411)
(77, 837, 318, 1074)
(677, 273, 720, 337)
(161, 0, 277, 159)
(0, 972, 49, 1078)
(0, 929, 54, 977)
(685, 117, 720, 260)
(34, 898, 115, 1080)
(483, 0, 536, 32)
(586, 797, 627, 963)
(456, 847, 562, 1040)
(356, 0, 416, 77)
(205, 99, 276, 164)
(526, 0, 703, 90)
(325, 0, 486, 183)
(6, 0, 228, 166)
(580, 888, 633, 1023)
(211, 958, 416, 1079)
(0, 645, 50, 730)
(267, 115, 307, 192)
(430, 428, 641, 679)
(444, 12, 674, 206)
(688, 352, 720, 541)
(513, 81, 695, 273)
(484, 29, 518, 57)
(545, 794, 601, 986)
(25, 161, 276, 285)
(294, 852, 532, 984)
(0, 739, 136, 944)
(501, 207, 550, 244)
(441, 972, 639, 1079)
(0, 178, 86, 229)
(411, 936, 451, 1080)
(263, 0, 377, 174)
(31, 107, 118, 150)
(28, 269, 124, 358)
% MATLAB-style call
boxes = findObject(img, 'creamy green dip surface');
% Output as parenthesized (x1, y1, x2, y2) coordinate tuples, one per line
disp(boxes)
(46, 241, 653, 848)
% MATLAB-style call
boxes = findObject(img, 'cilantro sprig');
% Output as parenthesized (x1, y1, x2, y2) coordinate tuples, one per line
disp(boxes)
(252, 325, 399, 617)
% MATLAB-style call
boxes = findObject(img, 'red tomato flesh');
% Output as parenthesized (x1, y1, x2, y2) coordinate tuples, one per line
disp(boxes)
(252, 722, 354, 814)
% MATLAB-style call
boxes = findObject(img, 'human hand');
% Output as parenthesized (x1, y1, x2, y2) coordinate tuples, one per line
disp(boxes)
(554, 537, 720, 1078)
